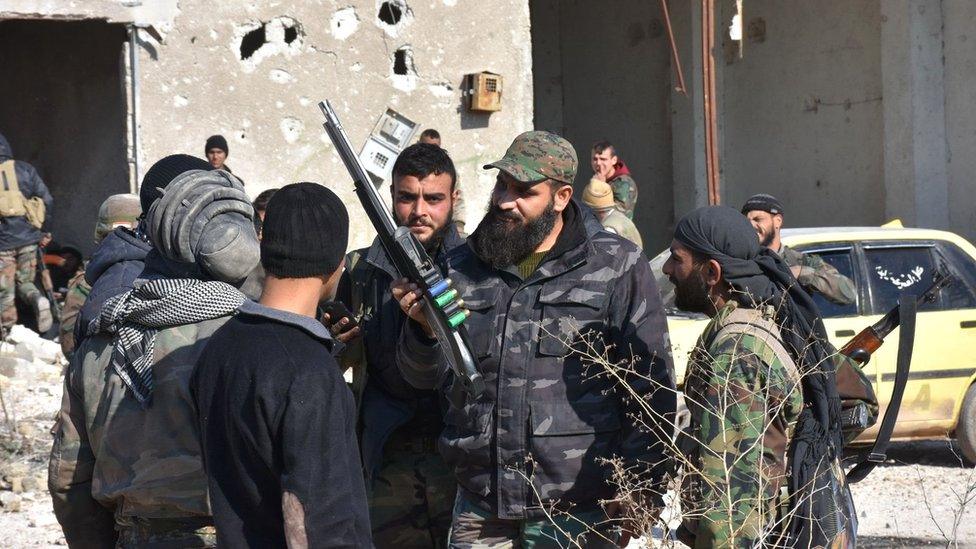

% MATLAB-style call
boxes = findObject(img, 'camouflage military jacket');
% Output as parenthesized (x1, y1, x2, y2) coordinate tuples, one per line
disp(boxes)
(600, 208, 643, 249)
(609, 173, 638, 220)
(397, 202, 675, 520)
(780, 245, 856, 305)
(49, 316, 230, 546)
(59, 270, 90, 357)
(679, 302, 804, 548)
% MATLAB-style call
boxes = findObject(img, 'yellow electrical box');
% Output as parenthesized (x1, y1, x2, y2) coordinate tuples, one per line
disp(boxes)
(466, 72, 502, 112)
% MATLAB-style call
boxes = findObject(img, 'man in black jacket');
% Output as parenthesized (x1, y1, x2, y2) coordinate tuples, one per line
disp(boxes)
(192, 182, 371, 548)
(331, 143, 461, 547)
(0, 132, 54, 332)
(393, 131, 675, 547)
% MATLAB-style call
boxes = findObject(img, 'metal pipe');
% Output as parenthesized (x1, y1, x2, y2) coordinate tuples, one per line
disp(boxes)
(701, 0, 721, 205)
(128, 25, 141, 194)
(659, 0, 687, 95)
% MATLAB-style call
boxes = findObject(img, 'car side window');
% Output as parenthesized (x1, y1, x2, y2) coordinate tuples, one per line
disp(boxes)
(802, 248, 858, 318)
(935, 242, 976, 310)
(864, 245, 940, 314)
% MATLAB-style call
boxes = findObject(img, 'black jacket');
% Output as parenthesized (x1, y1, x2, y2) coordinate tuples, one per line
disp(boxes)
(0, 133, 54, 251)
(191, 300, 371, 548)
(398, 201, 676, 519)
(339, 224, 466, 482)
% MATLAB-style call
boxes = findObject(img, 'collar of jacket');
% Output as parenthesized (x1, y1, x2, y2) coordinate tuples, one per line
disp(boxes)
(237, 299, 342, 355)
(364, 221, 466, 277)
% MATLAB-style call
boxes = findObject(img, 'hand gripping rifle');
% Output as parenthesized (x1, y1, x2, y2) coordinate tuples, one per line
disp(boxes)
(319, 101, 485, 397)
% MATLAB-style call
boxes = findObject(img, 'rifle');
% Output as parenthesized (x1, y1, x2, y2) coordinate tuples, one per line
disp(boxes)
(36, 245, 62, 323)
(319, 100, 486, 397)
(839, 269, 950, 364)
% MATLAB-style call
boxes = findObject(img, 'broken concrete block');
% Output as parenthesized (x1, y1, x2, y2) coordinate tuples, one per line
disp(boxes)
(0, 491, 22, 512)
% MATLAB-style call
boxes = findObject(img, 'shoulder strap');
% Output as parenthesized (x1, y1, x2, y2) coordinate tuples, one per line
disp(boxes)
(0, 160, 19, 193)
(846, 295, 916, 483)
(713, 308, 801, 385)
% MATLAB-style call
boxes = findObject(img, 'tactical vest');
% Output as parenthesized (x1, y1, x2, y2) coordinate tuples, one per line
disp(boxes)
(0, 160, 45, 229)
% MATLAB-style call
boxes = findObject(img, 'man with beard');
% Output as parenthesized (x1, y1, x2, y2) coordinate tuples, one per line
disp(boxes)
(662, 206, 855, 548)
(391, 131, 675, 547)
(741, 193, 855, 305)
(329, 142, 463, 547)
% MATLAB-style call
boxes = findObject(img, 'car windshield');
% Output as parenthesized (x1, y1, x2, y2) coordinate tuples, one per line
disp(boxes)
(648, 249, 707, 319)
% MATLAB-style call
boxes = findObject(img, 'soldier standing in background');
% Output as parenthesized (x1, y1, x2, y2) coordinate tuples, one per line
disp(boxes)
(49, 163, 259, 547)
(0, 132, 55, 333)
(419, 128, 467, 234)
(580, 178, 643, 248)
(590, 140, 638, 220)
(331, 143, 461, 547)
(59, 193, 141, 356)
(741, 193, 856, 305)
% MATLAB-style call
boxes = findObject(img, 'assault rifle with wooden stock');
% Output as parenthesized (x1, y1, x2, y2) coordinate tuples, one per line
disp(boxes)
(319, 100, 485, 397)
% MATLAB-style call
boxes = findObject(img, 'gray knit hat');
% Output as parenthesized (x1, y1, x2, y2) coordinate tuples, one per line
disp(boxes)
(146, 169, 259, 283)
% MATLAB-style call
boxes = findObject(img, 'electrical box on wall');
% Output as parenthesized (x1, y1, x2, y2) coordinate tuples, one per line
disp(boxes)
(464, 72, 502, 112)
(358, 107, 419, 183)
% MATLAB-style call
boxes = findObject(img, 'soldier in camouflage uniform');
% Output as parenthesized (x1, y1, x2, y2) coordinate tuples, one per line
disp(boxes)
(590, 140, 637, 220)
(580, 178, 643, 248)
(59, 193, 141, 357)
(393, 131, 675, 548)
(49, 163, 259, 547)
(663, 206, 856, 548)
(742, 193, 856, 305)
(331, 143, 461, 548)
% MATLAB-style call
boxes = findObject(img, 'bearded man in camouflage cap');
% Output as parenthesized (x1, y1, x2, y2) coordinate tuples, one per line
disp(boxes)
(392, 131, 675, 547)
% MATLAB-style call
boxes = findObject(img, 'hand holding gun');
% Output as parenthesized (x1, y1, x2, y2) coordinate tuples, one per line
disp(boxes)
(319, 101, 485, 396)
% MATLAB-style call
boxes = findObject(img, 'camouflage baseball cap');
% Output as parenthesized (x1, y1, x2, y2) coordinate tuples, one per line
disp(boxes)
(484, 131, 578, 185)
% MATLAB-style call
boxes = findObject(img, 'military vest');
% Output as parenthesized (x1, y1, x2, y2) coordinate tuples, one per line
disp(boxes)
(0, 160, 45, 228)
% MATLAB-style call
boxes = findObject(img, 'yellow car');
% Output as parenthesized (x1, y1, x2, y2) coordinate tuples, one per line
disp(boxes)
(649, 225, 976, 461)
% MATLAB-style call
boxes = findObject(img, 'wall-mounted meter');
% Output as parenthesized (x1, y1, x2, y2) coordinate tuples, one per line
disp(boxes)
(359, 107, 419, 183)
(464, 72, 503, 112)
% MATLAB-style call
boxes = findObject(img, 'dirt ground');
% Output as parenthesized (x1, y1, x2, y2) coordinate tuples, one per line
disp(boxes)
(0, 333, 972, 548)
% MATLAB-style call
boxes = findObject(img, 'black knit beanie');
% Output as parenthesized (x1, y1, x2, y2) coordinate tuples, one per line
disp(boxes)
(205, 134, 229, 155)
(140, 154, 213, 212)
(261, 182, 349, 278)
(741, 193, 785, 216)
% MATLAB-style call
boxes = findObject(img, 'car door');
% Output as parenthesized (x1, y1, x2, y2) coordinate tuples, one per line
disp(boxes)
(860, 241, 976, 437)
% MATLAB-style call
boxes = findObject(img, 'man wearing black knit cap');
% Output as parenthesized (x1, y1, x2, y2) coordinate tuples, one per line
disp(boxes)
(741, 193, 855, 305)
(662, 205, 855, 548)
(204, 134, 231, 172)
(192, 182, 371, 548)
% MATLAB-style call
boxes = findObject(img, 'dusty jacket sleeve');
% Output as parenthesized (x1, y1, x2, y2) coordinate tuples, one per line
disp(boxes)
(395, 320, 443, 390)
(48, 361, 117, 548)
(795, 251, 856, 305)
(607, 253, 676, 502)
(278, 359, 370, 547)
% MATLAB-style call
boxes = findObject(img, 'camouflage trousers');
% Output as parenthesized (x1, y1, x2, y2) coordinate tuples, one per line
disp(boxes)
(0, 244, 39, 328)
(448, 492, 619, 549)
(369, 441, 456, 548)
(115, 517, 215, 548)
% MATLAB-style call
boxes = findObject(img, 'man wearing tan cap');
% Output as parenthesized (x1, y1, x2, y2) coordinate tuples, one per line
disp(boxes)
(581, 179, 643, 248)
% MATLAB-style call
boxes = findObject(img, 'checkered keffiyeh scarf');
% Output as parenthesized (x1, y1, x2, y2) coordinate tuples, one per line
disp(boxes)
(91, 278, 245, 406)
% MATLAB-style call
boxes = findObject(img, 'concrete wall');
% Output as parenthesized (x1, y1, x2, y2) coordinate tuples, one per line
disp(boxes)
(944, 0, 976, 243)
(530, 0, 674, 252)
(3, 0, 535, 252)
(717, 0, 886, 227)
(0, 19, 130, 254)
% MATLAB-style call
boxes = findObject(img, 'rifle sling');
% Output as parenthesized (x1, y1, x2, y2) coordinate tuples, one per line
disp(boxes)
(846, 295, 916, 483)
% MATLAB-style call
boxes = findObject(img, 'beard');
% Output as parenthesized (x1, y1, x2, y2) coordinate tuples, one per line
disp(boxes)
(471, 198, 558, 270)
(759, 229, 775, 248)
(672, 268, 713, 314)
(394, 207, 455, 253)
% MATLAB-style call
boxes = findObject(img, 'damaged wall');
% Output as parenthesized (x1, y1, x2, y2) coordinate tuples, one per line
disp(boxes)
(531, 0, 674, 252)
(136, 0, 533, 250)
(2, 0, 534, 252)
(717, 0, 885, 227)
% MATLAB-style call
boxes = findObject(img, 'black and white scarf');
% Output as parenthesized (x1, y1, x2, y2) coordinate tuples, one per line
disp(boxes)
(90, 278, 245, 406)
